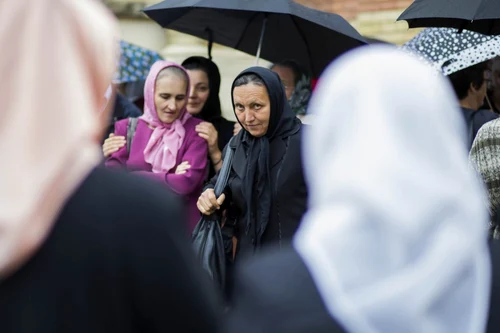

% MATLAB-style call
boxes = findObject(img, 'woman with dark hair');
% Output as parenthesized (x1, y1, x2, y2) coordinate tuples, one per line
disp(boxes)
(103, 56, 234, 178)
(182, 56, 235, 175)
(197, 67, 308, 258)
(448, 60, 498, 148)
(271, 59, 312, 117)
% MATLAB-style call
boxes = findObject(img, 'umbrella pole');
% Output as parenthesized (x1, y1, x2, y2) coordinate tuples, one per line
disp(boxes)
(255, 16, 268, 65)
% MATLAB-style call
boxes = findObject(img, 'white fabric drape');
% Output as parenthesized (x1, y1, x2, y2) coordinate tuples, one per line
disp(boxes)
(295, 46, 491, 333)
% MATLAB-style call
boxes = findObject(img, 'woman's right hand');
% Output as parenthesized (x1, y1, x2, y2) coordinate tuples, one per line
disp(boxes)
(197, 189, 226, 215)
(103, 133, 126, 157)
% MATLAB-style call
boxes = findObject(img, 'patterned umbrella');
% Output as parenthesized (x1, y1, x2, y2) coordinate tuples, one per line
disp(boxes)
(401, 27, 500, 76)
(114, 41, 164, 83)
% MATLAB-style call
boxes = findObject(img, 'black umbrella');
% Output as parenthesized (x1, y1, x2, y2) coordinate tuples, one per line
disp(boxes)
(398, 0, 500, 35)
(143, 0, 366, 77)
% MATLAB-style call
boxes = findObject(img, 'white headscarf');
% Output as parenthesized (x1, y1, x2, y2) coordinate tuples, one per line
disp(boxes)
(0, 0, 118, 278)
(294, 46, 491, 333)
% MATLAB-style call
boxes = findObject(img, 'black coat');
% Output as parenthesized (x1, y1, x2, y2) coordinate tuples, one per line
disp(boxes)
(206, 126, 308, 255)
(207, 116, 235, 180)
(0, 167, 220, 333)
(213, 116, 235, 153)
(487, 241, 500, 332)
(462, 107, 498, 149)
(228, 242, 500, 333)
(224, 245, 346, 333)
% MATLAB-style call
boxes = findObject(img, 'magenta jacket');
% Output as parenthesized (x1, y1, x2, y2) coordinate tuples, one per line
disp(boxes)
(106, 117, 208, 232)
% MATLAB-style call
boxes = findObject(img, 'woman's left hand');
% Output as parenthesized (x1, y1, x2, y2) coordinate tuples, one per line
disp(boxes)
(195, 122, 218, 154)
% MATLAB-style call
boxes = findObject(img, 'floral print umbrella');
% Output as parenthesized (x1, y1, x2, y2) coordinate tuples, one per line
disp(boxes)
(114, 40, 164, 83)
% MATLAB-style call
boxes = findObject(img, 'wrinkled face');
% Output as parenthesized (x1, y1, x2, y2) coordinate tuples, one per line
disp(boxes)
(154, 73, 188, 124)
(272, 65, 296, 100)
(233, 83, 271, 138)
(186, 69, 210, 115)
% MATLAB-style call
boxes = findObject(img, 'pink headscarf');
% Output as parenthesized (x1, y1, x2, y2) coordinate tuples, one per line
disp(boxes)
(0, 0, 118, 277)
(140, 61, 192, 173)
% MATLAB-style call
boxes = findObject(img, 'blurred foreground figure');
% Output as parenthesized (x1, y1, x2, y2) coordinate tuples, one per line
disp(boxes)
(0, 1, 219, 332)
(224, 46, 491, 333)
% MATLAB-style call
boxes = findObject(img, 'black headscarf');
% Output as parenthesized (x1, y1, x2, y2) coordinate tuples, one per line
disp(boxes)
(231, 67, 301, 244)
(182, 56, 223, 122)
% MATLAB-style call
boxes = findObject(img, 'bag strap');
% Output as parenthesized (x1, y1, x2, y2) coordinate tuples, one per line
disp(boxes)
(126, 117, 139, 155)
(214, 137, 236, 198)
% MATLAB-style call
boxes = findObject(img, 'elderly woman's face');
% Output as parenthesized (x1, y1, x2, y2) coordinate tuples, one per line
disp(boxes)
(154, 73, 188, 124)
(233, 83, 270, 137)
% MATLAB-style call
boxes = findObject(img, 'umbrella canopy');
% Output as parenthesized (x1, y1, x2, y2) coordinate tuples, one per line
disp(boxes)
(398, 0, 500, 35)
(143, 0, 366, 77)
(401, 27, 500, 76)
(114, 40, 164, 83)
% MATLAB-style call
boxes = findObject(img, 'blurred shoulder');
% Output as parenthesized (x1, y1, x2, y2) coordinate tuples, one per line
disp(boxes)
(226, 246, 346, 333)
(479, 117, 500, 134)
(68, 167, 184, 232)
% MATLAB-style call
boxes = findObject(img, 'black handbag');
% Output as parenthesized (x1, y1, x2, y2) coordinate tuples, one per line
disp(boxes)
(192, 138, 235, 291)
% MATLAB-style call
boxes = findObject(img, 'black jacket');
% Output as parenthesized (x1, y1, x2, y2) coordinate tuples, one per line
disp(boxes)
(206, 127, 308, 256)
(224, 245, 346, 333)
(207, 116, 235, 180)
(0, 167, 220, 333)
(462, 107, 498, 149)
(227, 241, 500, 333)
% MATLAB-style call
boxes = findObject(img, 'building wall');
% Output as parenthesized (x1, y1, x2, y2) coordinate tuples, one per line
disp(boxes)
(296, 0, 421, 45)
(104, 0, 421, 118)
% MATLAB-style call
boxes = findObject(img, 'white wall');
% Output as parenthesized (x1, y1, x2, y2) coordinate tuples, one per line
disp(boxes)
(118, 18, 168, 51)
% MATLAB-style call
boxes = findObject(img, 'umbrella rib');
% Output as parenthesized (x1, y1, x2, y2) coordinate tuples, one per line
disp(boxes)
(290, 16, 315, 75)
(235, 12, 261, 49)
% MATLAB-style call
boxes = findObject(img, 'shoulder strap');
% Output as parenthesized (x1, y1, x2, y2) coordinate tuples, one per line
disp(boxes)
(126, 117, 139, 155)
(214, 137, 236, 197)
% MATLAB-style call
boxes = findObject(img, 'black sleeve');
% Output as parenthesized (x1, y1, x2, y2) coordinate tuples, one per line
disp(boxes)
(122, 182, 221, 333)
(204, 143, 231, 194)
(217, 119, 236, 152)
(223, 246, 346, 333)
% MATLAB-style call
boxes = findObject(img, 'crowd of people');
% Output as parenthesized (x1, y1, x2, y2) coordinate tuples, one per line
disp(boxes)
(3, 0, 500, 332)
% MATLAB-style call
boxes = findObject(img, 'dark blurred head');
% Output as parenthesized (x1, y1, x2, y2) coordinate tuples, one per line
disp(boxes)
(448, 61, 488, 109)
(486, 57, 500, 110)
(270, 60, 305, 100)
(182, 56, 222, 121)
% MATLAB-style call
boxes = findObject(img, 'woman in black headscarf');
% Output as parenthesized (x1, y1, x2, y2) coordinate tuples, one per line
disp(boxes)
(182, 56, 235, 177)
(197, 66, 308, 257)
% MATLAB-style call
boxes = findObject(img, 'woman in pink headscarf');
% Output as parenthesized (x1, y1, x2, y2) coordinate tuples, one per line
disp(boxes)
(106, 61, 208, 231)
